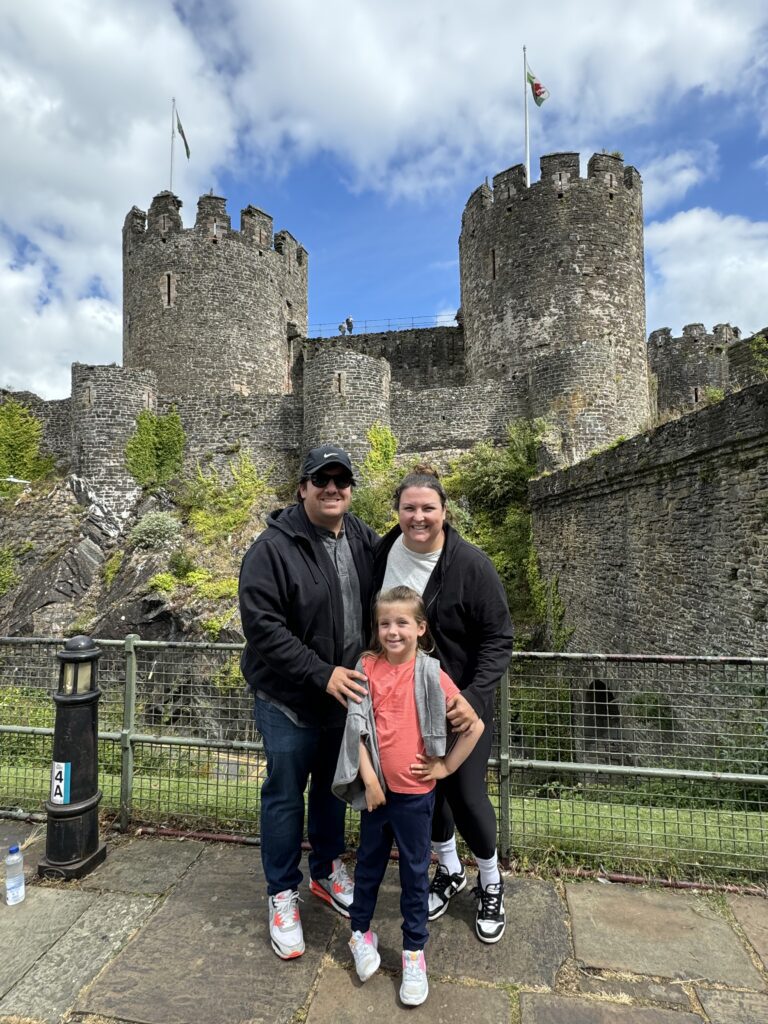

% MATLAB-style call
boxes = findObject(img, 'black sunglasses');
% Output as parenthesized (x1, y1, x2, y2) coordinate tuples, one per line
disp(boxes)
(309, 471, 353, 489)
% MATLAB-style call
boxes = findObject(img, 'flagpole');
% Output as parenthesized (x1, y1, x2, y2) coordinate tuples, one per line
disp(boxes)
(170, 97, 176, 193)
(523, 45, 530, 187)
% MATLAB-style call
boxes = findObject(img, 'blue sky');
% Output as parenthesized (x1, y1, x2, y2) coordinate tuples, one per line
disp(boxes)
(1, 0, 767, 398)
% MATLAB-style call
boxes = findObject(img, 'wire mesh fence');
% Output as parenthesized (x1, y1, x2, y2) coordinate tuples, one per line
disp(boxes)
(1, 639, 765, 879)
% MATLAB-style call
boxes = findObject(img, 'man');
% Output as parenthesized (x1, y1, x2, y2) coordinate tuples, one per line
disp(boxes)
(239, 444, 377, 960)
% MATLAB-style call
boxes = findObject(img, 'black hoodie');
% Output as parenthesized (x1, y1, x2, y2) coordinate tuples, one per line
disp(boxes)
(238, 502, 378, 727)
(373, 522, 514, 718)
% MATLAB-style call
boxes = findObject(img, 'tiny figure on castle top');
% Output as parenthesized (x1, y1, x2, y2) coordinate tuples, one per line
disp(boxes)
(345, 315, 354, 334)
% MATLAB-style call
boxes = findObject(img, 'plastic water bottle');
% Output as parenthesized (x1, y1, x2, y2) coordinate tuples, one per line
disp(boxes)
(4, 844, 25, 906)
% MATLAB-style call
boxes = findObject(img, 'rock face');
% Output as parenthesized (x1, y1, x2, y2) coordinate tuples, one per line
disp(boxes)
(0, 477, 192, 640)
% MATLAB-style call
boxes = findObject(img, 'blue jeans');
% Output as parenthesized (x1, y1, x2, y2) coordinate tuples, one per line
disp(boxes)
(254, 697, 347, 895)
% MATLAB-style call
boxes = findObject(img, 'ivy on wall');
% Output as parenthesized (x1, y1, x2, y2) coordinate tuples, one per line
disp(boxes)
(0, 399, 54, 496)
(125, 408, 185, 488)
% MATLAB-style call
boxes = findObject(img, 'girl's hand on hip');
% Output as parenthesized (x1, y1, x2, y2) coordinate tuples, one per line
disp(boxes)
(410, 753, 449, 781)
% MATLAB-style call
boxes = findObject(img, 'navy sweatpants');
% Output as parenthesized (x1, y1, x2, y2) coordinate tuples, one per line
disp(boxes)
(350, 789, 435, 951)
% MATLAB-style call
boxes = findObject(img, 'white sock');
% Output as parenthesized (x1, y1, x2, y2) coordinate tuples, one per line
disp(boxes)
(475, 852, 501, 889)
(431, 836, 462, 876)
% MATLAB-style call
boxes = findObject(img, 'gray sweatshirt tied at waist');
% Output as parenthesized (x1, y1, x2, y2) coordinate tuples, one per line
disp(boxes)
(332, 651, 450, 811)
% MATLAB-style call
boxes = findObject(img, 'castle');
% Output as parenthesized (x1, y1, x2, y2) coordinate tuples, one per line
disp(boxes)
(4, 151, 765, 513)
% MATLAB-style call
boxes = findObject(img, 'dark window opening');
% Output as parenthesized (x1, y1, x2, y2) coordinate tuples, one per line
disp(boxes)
(165, 273, 172, 307)
(490, 248, 496, 280)
(694, 387, 700, 403)
(585, 680, 620, 741)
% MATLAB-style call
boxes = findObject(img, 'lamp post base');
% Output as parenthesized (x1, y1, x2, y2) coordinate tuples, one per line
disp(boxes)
(38, 840, 107, 880)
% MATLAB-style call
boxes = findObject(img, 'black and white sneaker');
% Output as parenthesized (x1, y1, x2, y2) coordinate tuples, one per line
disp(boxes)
(427, 863, 467, 921)
(472, 879, 506, 943)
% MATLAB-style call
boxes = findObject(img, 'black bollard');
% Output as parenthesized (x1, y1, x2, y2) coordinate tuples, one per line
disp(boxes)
(38, 635, 107, 879)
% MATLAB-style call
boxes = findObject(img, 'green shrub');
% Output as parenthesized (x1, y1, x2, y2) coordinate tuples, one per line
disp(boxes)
(103, 550, 124, 588)
(0, 399, 54, 496)
(749, 333, 768, 380)
(125, 408, 185, 488)
(130, 511, 182, 549)
(148, 572, 177, 593)
(351, 423, 403, 534)
(444, 421, 544, 629)
(177, 453, 270, 545)
(703, 386, 725, 405)
(168, 548, 197, 578)
(0, 547, 19, 596)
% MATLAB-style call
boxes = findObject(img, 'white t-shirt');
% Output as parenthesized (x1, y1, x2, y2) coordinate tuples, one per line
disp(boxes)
(382, 534, 442, 596)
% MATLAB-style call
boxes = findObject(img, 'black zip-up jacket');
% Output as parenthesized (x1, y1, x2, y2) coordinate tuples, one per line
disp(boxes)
(373, 522, 514, 718)
(239, 502, 378, 727)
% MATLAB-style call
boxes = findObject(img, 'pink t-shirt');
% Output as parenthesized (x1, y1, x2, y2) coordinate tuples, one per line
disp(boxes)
(362, 654, 459, 794)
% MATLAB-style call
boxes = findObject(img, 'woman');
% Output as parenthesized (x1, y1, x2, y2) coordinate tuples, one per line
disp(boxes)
(373, 467, 514, 943)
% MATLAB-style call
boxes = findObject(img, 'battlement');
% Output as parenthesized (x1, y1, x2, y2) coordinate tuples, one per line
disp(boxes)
(123, 192, 305, 259)
(462, 152, 642, 223)
(648, 323, 742, 349)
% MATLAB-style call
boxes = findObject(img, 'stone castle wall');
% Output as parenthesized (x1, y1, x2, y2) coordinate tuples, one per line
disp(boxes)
(162, 392, 302, 484)
(530, 381, 768, 655)
(305, 327, 466, 388)
(123, 192, 307, 401)
(70, 363, 158, 511)
(392, 376, 528, 451)
(648, 323, 768, 418)
(460, 153, 650, 465)
(302, 346, 391, 465)
(0, 390, 72, 461)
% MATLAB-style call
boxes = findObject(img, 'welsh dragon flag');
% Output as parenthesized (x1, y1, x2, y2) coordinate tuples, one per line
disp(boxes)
(526, 64, 550, 107)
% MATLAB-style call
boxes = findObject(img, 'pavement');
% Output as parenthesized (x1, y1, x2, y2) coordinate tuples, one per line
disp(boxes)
(1, 819, 767, 1024)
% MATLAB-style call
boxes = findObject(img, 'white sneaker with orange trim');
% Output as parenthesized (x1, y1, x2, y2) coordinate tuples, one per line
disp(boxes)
(269, 889, 304, 959)
(309, 857, 354, 917)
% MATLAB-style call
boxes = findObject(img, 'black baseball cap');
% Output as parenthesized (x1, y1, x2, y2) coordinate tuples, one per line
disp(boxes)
(301, 444, 355, 480)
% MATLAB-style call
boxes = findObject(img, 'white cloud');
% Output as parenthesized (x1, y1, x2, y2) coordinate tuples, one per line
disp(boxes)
(641, 144, 719, 215)
(646, 208, 768, 336)
(198, 0, 768, 196)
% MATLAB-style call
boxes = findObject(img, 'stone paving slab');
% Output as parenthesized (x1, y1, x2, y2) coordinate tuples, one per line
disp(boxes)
(77, 846, 337, 1024)
(520, 992, 704, 1023)
(0, 819, 44, 877)
(695, 987, 768, 1024)
(306, 963, 512, 1023)
(576, 972, 691, 1008)
(80, 836, 204, 894)
(567, 882, 764, 989)
(727, 894, 768, 969)
(0, 888, 94, 1000)
(0, 891, 156, 1023)
(329, 867, 570, 988)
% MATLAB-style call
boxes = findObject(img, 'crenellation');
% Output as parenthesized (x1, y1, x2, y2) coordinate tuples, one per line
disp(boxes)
(241, 205, 274, 248)
(539, 151, 580, 186)
(492, 164, 527, 199)
(146, 191, 183, 235)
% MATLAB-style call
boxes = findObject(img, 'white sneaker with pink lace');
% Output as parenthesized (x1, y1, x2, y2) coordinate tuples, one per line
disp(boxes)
(400, 949, 428, 1005)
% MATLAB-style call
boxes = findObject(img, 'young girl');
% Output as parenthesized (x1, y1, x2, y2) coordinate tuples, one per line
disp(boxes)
(332, 586, 484, 1007)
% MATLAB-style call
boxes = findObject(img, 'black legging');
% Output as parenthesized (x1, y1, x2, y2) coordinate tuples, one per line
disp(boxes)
(431, 701, 496, 859)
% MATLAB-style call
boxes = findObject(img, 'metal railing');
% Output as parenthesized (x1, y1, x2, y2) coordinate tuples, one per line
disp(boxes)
(1, 638, 766, 879)
(308, 313, 458, 338)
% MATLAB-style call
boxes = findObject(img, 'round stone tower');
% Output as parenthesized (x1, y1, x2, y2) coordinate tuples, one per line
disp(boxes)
(122, 192, 308, 400)
(459, 152, 649, 465)
(302, 343, 391, 467)
(71, 363, 158, 510)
